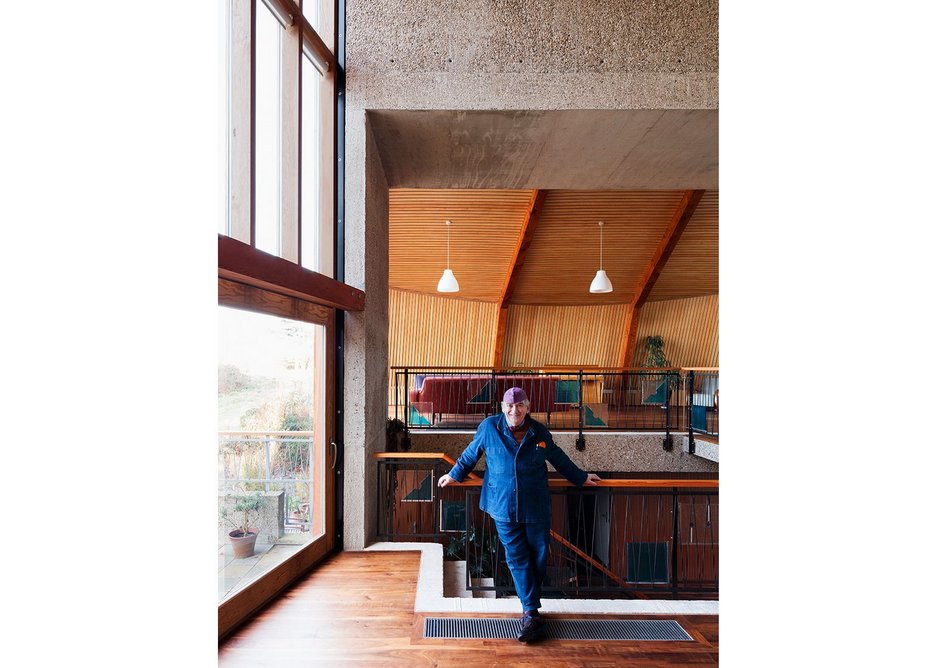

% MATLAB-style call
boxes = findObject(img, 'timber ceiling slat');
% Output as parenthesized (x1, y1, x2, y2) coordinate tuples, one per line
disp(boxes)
(388, 188, 718, 306)
(509, 190, 686, 305)
(389, 188, 534, 302)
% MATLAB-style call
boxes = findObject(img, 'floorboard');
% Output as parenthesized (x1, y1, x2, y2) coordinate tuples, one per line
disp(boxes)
(219, 550, 718, 666)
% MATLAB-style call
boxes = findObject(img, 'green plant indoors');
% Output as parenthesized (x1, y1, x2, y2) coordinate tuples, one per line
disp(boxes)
(445, 527, 500, 578)
(642, 335, 670, 368)
(642, 335, 679, 393)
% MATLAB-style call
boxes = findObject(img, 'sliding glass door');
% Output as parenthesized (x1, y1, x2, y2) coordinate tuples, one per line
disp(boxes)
(217, 282, 335, 636)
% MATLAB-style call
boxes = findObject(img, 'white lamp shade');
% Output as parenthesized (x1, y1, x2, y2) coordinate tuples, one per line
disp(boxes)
(589, 269, 613, 293)
(437, 268, 460, 292)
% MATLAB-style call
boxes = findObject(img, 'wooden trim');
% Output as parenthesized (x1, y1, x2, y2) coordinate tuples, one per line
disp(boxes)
(301, 16, 334, 73)
(491, 307, 509, 368)
(632, 190, 705, 310)
(492, 190, 545, 367)
(390, 364, 684, 373)
(219, 278, 332, 324)
(229, 0, 254, 244)
(219, 235, 364, 310)
(615, 190, 704, 367)
(454, 478, 718, 489)
(217, 300, 338, 643)
(499, 190, 545, 305)
(280, 19, 301, 263)
(260, 0, 336, 76)
(371, 456, 717, 488)
(317, 59, 335, 276)
(617, 304, 641, 368)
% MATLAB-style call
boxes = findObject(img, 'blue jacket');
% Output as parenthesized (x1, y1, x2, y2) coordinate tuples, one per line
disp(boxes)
(447, 414, 588, 523)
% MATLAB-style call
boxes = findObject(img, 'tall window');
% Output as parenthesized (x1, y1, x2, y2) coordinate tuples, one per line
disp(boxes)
(223, 0, 335, 269)
(218, 306, 327, 604)
(219, 0, 338, 639)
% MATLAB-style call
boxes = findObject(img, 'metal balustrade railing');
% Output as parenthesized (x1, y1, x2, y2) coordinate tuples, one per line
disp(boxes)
(219, 431, 317, 535)
(390, 366, 719, 446)
(375, 454, 718, 599)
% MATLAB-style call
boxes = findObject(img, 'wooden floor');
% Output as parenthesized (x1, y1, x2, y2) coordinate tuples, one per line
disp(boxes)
(219, 550, 718, 667)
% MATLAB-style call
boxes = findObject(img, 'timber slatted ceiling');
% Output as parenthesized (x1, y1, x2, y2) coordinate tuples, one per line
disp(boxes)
(509, 190, 687, 305)
(502, 304, 629, 368)
(649, 191, 718, 301)
(631, 295, 719, 367)
(388, 289, 499, 367)
(389, 189, 534, 302)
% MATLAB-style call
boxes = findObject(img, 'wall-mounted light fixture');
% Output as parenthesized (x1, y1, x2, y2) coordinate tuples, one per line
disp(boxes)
(436, 219, 460, 293)
(589, 220, 613, 293)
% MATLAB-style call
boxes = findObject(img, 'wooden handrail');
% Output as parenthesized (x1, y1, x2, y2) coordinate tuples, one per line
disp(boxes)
(220, 430, 316, 436)
(373, 453, 717, 488)
(374, 452, 480, 480)
(388, 366, 699, 372)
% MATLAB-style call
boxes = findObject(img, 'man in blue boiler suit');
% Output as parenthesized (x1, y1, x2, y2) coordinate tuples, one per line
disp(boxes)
(438, 386, 602, 642)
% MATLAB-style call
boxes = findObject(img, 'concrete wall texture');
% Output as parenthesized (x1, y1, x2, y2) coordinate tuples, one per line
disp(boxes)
(342, 1, 719, 548)
(401, 431, 718, 475)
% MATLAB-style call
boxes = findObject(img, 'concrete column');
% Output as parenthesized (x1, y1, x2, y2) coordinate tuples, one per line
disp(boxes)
(342, 110, 389, 549)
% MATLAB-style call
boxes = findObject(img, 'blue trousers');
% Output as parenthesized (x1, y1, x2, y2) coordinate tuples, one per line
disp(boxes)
(493, 519, 550, 612)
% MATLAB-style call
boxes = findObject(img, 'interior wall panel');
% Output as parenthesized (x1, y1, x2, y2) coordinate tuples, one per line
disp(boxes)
(631, 294, 718, 367)
(501, 304, 630, 368)
(388, 289, 499, 368)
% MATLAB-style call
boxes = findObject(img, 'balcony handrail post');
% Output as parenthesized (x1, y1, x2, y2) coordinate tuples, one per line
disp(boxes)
(663, 370, 673, 451)
(491, 368, 497, 419)
(403, 368, 410, 431)
(465, 487, 471, 592)
(576, 369, 585, 451)
(265, 436, 272, 493)
(671, 489, 680, 596)
(687, 370, 696, 454)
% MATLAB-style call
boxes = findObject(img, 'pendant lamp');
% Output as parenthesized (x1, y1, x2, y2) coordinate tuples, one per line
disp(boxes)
(589, 220, 613, 293)
(436, 219, 460, 292)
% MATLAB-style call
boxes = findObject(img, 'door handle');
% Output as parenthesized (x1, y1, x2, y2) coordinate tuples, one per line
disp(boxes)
(330, 440, 337, 469)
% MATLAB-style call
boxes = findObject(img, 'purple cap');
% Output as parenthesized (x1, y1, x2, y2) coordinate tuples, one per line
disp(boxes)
(502, 387, 528, 404)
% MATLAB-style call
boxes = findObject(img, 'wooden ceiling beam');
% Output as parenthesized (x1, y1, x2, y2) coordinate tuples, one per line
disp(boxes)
(492, 190, 546, 367)
(616, 189, 704, 366)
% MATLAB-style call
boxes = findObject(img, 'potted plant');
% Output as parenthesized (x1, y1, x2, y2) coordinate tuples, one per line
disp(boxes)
(221, 492, 263, 558)
(386, 417, 409, 452)
(640, 335, 679, 401)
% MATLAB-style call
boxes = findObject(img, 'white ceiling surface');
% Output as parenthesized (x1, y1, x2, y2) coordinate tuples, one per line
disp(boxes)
(368, 109, 718, 190)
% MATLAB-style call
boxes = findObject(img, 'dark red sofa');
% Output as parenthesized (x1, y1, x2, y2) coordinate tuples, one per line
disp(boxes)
(408, 375, 564, 425)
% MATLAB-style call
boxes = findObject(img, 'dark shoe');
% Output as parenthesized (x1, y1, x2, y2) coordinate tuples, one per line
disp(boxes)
(517, 613, 545, 643)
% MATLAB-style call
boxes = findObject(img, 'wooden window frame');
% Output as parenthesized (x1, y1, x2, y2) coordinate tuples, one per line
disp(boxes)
(220, 0, 342, 641)
(217, 278, 336, 640)
(226, 0, 336, 271)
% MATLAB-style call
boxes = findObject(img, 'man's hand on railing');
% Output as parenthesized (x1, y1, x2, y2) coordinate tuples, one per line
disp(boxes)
(583, 473, 602, 486)
(438, 474, 455, 487)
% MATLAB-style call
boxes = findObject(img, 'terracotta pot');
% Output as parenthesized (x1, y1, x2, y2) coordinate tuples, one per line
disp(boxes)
(229, 528, 258, 558)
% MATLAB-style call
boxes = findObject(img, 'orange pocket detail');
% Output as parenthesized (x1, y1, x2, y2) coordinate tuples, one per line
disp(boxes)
(537, 441, 547, 449)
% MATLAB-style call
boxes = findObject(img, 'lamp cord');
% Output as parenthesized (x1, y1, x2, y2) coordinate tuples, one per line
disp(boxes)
(600, 223, 603, 269)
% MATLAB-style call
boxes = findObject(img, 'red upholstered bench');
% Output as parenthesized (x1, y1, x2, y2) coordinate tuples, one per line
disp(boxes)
(407, 375, 563, 425)
(408, 376, 491, 425)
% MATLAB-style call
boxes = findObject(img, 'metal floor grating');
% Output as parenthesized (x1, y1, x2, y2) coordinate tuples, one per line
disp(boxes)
(424, 617, 693, 641)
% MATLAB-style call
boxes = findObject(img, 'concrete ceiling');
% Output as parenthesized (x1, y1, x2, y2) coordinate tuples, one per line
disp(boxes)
(369, 109, 718, 190)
